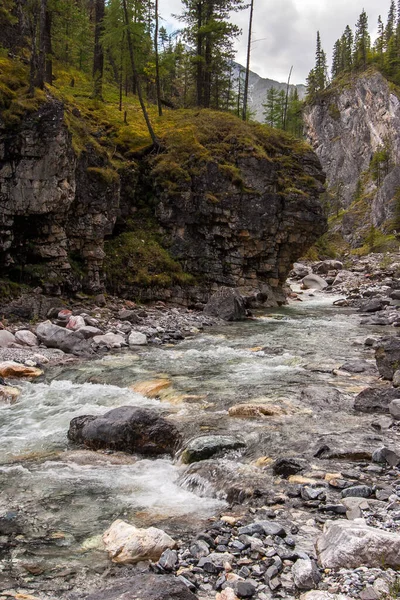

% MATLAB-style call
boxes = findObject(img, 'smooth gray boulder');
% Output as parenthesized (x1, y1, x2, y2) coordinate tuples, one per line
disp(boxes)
(36, 320, 89, 355)
(68, 406, 182, 456)
(92, 333, 127, 349)
(14, 330, 38, 347)
(302, 274, 328, 290)
(181, 435, 246, 464)
(204, 287, 246, 321)
(128, 331, 148, 346)
(316, 519, 400, 569)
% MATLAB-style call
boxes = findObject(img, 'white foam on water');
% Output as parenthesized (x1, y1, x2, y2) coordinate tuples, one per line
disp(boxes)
(0, 380, 160, 460)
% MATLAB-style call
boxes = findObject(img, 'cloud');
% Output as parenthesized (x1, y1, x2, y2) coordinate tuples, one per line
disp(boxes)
(159, 0, 391, 84)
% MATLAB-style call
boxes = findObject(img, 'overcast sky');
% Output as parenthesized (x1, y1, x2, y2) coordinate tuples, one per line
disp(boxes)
(159, 0, 390, 84)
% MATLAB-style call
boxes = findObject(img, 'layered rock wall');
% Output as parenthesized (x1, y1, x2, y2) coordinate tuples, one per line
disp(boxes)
(0, 97, 326, 303)
(304, 71, 400, 244)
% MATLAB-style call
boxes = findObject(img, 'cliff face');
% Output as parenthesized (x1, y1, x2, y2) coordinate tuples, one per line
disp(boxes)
(304, 71, 400, 245)
(0, 100, 120, 294)
(155, 153, 326, 303)
(0, 97, 326, 304)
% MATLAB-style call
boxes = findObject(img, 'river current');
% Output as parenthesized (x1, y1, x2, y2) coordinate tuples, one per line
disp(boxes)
(0, 291, 386, 578)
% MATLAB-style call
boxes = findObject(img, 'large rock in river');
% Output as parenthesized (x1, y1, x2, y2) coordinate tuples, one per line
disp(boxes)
(354, 386, 400, 413)
(68, 406, 181, 455)
(316, 519, 400, 569)
(204, 287, 246, 321)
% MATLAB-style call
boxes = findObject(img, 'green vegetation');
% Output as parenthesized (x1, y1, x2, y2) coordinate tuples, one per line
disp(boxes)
(104, 230, 196, 294)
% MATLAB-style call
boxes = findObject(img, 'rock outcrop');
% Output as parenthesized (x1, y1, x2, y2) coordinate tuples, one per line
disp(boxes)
(0, 95, 326, 303)
(304, 71, 400, 246)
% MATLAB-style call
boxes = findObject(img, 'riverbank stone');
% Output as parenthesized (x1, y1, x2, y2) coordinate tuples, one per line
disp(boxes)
(353, 386, 400, 413)
(180, 435, 246, 464)
(67, 406, 182, 455)
(36, 320, 90, 355)
(302, 274, 328, 290)
(316, 520, 400, 569)
(103, 520, 176, 564)
(389, 399, 400, 420)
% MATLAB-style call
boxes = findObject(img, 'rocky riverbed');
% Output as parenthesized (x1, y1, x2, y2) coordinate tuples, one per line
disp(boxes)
(1, 255, 400, 600)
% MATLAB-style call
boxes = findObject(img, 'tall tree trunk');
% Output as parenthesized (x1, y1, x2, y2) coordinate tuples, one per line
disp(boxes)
(196, 2, 203, 107)
(203, 2, 212, 108)
(35, 0, 46, 89)
(242, 0, 254, 121)
(283, 65, 292, 131)
(93, 0, 105, 99)
(122, 0, 159, 147)
(44, 7, 52, 84)
(154, 0, 162, 116)
(28, 10, 38, 97)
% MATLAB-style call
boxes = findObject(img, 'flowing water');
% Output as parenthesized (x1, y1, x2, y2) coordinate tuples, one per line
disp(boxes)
(0, 291, 389, 581)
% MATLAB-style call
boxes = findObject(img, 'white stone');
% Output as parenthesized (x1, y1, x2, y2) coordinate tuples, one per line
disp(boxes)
(316, 519, 400, 569)
(392, 370, 400, 388)
(15, 330, 38, 347)
(102, 519, 176, 564)
(0, 330, 16, 348)
(128, 331, 148, 346)
(389, 399, 400, 420)
(92, 333, 127, 349)
(302, 274, 328, 290)
(292, 559, 321, 590)
(66, 315, 86, 331)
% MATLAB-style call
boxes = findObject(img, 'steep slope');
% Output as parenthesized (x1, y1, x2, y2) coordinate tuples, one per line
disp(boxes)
(304, 70, 400, 248)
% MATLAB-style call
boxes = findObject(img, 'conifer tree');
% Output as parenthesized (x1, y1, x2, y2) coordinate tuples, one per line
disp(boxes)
(353, 9, 370, 69)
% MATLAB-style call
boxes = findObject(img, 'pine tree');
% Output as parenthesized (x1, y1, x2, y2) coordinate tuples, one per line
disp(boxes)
(353, 9, 370, 69)
(386, 0, 396, 47)
(341, 25, 353, 71)
(331, 39, 342, 78)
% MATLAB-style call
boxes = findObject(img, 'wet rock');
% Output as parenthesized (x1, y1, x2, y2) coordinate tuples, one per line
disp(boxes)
(128, 331, 148, 346)
(375, 336, 400, 380)
(0, 384, 21, 403)
(389, 399, 400, 420)
(36, 320, 90, 355)
(204, 287, 246, 321)
(302, 274, 328, 290)
(92, 332, 127, 349)
(84, 574, 197, 600)
(14, 330, 38, 347)
(102, 520, 176, 564)
(68, 406, 182, 455)
(316, 520, 400, 569)
(273, 457, 308, 477)
(292, 559, 321, 590)
(181, 435, 246, 464)
(354, 386, 400, 413)
(341, 486, 373, 499)
(0, 361, 42, 378)
(238, 521, 286, 537)
(228, 403, 281, 417)
(340, 360, 375, 374)
(0, 330, 16, 348)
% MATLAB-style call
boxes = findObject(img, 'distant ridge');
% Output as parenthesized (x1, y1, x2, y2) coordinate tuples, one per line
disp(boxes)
(232, 62, 306, 122)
